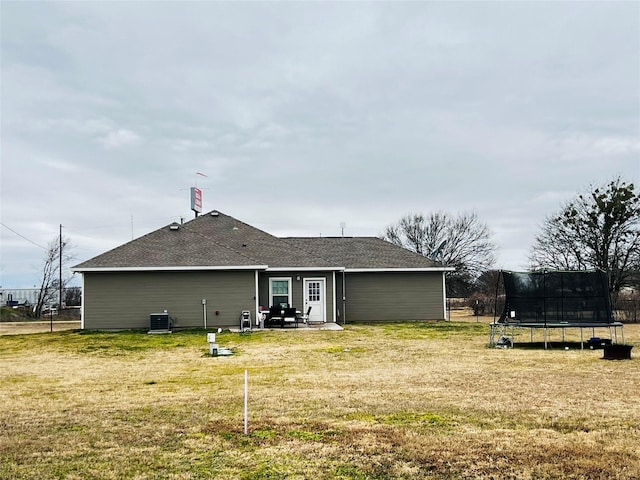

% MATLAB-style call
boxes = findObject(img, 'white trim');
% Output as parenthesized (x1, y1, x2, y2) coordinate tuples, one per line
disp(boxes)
(265, 266, 343, 272)
(345, 267, 454, 273)
(254, 270, 259, 323)
(269, 277, 292, 308)
(442, 272, 447, 320)
(303, 277, 327, 323)
(332, 271, 337, 323)
(72, 265, 268, 273)
(80, 273, 85, 330)
(73, 265, 450, 273)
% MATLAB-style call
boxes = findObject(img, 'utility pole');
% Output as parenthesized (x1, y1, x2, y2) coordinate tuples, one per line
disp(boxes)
(340, 222, 346, 325)
(53, 224, 62, 332)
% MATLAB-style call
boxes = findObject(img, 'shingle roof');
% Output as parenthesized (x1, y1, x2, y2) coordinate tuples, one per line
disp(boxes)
(73, 210, 444, 271)
(73, 218, 260, 269)
(284, 237, 441, 269)
(74, 211, 335, 270)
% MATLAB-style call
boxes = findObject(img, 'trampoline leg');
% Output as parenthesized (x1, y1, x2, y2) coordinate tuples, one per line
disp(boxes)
(489, 324, 499, 347)
(544, 327, 548, 350)
(580, 328, 583, 350)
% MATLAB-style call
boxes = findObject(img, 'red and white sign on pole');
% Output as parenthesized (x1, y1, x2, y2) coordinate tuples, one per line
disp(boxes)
(190, 187, 202, 214)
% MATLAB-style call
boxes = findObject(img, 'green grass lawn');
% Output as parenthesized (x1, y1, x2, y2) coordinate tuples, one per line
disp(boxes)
(1, 322, 639, 479)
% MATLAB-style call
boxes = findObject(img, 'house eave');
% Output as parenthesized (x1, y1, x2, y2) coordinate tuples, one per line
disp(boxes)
(72, 265, 269, 273)
(345, 267, 455, 273)
(264, 266, 344, 272)
(72, 265, 452, 274)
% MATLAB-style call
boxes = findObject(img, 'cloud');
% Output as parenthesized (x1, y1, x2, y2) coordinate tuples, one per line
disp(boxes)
(41, 159, 79, 172)
(558, 134, 640, 160)
(99, 129, 141, 149)
(1, 1, 639, 287)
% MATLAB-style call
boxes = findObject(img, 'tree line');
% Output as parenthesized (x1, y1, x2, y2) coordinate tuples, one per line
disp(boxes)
(382, 176, 640, 303)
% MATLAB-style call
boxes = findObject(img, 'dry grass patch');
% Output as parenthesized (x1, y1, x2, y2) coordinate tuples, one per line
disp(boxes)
(1, 322, 639, 479)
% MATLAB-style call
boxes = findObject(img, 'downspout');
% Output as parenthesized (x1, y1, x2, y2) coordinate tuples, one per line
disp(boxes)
(80, 273, 85, 330)
(255, 270, 260, 327)
(332, 271, 337, 323)
(442, 271, 447, 320)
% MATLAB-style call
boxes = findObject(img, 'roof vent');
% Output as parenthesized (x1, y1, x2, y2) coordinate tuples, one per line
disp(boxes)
(169, 222, 180, 231)
(211, 211, 219, 217)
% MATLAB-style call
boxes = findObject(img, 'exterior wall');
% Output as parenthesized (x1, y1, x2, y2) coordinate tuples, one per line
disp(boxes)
(345, 271, 446, 322)
(258, 271, 336, 322)
(82, 270, 256, 330)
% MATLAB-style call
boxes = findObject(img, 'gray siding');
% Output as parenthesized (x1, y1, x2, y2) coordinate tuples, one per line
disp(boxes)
(83, 271, 256, 330)
(258, 271, 335, 322)
(345, 272, 445, 322)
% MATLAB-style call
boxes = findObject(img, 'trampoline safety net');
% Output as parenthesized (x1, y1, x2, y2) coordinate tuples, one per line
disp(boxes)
(498, 270, 614, 325)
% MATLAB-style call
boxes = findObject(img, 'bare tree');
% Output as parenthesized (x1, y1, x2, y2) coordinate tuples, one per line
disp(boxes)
(383, 212, 497, 297)
(64, 286, 82, 307)
(33, 235, 73, 318)
(529, 177, 640, 296)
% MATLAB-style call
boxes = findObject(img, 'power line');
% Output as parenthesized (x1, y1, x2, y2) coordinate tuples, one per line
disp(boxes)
(1, 223, 47, 250)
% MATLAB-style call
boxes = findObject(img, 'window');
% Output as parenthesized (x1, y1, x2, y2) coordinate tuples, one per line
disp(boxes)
(307, 281, 320, 302)
(269, 278, 291, 308)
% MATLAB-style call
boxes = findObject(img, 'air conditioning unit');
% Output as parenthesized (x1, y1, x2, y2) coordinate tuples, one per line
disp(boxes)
(149, 312, 173, 333)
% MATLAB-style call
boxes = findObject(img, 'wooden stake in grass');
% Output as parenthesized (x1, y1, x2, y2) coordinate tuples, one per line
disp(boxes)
(244, 369, 248, 435)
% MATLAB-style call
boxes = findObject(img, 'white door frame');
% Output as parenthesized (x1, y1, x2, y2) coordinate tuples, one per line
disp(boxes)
(303, 277, 326, 323)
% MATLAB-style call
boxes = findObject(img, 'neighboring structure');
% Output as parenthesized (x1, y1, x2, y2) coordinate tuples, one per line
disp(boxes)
(72, 211, 452, 330)
(0, 288, 41, 307)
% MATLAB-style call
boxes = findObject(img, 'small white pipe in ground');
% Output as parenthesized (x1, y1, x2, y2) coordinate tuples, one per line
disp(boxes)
(244, 370, 248, 435)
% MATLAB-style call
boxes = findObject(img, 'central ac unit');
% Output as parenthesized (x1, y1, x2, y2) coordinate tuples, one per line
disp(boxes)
(149, 312, 173, 332)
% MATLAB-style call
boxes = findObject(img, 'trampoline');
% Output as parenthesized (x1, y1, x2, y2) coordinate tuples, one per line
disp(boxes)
(489, 270, 624, 349)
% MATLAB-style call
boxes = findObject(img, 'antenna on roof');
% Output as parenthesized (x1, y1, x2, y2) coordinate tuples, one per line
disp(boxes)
(190, 172, 207, 218)
(340, 222, 346, 238)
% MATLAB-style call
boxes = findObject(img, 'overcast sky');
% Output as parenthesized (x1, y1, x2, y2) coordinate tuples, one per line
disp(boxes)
(1, 1, 639, 288)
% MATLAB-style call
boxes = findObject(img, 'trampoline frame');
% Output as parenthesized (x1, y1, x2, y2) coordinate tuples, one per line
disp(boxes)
(488, 270, 624, 349)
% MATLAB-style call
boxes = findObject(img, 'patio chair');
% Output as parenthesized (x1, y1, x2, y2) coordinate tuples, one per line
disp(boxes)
(283, 307, 298, 328)
(297, 306, 312, 324)
(268, 306, 283, 327)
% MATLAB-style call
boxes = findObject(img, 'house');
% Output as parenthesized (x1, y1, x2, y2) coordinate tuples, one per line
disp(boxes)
(72, 210, 452, 330)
